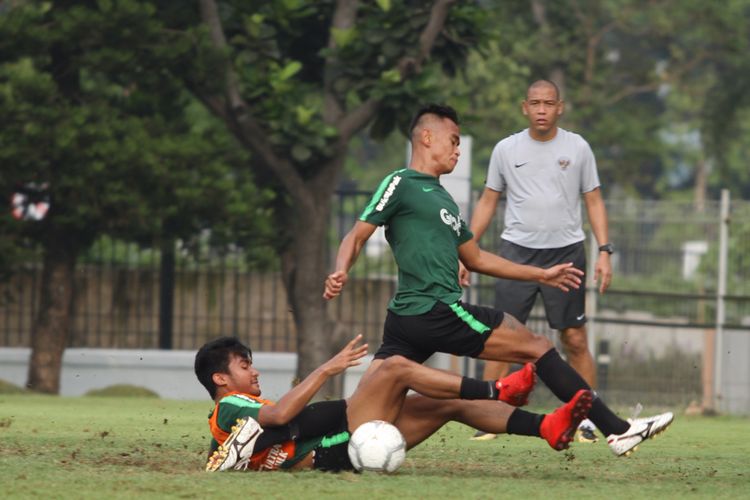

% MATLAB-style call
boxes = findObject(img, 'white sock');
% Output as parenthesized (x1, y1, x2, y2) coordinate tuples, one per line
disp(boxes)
(578, 418, 597, 430)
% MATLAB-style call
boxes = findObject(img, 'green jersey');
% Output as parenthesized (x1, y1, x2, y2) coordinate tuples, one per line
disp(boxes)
(360, 169, 473, 315)
(208, 393, 320, 470)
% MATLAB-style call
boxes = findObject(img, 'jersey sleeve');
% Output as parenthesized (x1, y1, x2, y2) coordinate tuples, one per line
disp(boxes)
(578, 139, 601, 193)
(216, 394, 264, 431)
(485, 142, 506, 193)
(359, 170, 405, 226)
(458, 216, 473, 245)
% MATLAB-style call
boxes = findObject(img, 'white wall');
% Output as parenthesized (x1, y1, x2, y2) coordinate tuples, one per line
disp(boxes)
(0, 348, 372, 401)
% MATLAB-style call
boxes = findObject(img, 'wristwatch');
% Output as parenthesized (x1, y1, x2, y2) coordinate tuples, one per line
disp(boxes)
(598, 243, 614, 254)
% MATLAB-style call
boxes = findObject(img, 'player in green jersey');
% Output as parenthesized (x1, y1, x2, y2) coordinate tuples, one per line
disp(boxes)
(324, 104, 673, 457)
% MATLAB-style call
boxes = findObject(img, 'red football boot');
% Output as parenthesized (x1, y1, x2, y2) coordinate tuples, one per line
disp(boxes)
(496, 362, 536, 406)
(540, 389, 594, 451)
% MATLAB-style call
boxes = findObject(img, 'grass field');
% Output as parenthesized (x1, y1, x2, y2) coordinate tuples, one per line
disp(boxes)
(1, 394, 747, 499)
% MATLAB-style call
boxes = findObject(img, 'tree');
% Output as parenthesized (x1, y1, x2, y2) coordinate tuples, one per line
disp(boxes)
(0, 1, 272, 393)
(169, 0, 486, 393)
(434, 0, 750, 200)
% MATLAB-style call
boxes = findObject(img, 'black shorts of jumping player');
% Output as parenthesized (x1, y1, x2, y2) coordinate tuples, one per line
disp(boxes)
(374, 301, 504, 363)
(494, 240, 587, 330)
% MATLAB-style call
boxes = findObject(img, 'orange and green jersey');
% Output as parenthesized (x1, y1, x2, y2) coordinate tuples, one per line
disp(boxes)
(207, 392, 322, 470)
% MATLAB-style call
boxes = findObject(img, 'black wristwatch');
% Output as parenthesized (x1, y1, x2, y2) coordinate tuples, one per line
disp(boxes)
(598, 243, 614, 255)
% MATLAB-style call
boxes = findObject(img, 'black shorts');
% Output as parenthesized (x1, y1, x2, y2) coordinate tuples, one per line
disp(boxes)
(374, 300, 504, 363)
(311, 404, 355, 472)
(495, 239, 587, 330)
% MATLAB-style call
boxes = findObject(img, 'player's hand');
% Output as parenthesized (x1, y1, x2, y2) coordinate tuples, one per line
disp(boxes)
(540, 262, 583, 292)
(458, 261, 471, 287)
(320, 334, 368, 376)
(323, 270, 348, 300)
(594, 253, 612, 294)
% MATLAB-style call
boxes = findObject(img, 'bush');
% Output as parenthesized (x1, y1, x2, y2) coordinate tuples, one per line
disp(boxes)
(84, 385, 159, 398)
(0, 379, 24, 394)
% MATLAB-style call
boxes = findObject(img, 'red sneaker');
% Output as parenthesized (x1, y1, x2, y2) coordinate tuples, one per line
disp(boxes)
(496, 362, 536, 406)
(540, 389, 594, 451)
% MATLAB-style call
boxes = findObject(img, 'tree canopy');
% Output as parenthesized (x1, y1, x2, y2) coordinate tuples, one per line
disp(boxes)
(3, 0, 750, 395)
(0, 0, 274, 392)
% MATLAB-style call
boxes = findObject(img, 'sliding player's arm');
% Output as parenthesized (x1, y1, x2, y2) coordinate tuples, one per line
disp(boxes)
(257, 335, 367, 426)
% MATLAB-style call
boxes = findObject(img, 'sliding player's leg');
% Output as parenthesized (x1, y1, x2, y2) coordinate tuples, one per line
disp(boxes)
(345, 355, 530, 432)
(393, 390, 593, 452)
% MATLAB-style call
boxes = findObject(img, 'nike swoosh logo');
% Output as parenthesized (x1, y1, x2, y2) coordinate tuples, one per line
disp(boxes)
(422, 187, 435, 192)
(610, 421, 653, 442)
(514, 162, 528, 168)
(576, 314, 585, 321)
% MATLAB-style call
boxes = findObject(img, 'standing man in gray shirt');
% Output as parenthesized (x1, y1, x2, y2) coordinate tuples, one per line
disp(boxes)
(468, 79, 612, 442)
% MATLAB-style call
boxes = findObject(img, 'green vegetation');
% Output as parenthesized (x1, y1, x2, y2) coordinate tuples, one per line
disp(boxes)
(0, 380, 24, 395)
(1, 395, 747, 499)
(83, 385, 159, 398)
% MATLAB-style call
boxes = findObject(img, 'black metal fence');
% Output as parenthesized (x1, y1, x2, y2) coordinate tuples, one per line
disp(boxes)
(1, 193, 749, 407)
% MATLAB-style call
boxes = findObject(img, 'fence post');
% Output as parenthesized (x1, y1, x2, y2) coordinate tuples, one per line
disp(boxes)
(158, 239, 175, 350)
(714, 189, 730, 411)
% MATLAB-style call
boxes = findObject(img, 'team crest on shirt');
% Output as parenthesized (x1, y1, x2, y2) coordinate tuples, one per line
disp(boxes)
(558, 156, 571, 170)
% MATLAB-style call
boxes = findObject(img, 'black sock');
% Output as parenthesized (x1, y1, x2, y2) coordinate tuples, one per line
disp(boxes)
(460, 376, 498, 400)
(535, 348, 629, 436)
(506, 409, 544, 437)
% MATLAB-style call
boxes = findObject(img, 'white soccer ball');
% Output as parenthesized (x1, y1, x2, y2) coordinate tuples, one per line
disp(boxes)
(347, 420, 406, 473)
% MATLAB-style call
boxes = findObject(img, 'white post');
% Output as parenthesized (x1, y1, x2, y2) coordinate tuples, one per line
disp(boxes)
(714, 189, 730, 411)
(586, 230, 598, 356)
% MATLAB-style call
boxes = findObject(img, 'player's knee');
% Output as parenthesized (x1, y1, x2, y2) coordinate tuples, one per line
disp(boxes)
(519, 334, 554, 363)
(560, 329, 588, 355)
(534, 334, 555, 354)
(380, 355, 412, 376)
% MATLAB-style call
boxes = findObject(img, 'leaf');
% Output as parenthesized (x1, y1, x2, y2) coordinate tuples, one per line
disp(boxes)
(278, 61, 302, 81)
(282, 0, 303, 9)
(376, 0, 391, 12)
(380, 69, 401, 84)
(97, 0, 113, 12)
(295, 105, 314, 125)
(291, 144, 312, 162)
(331, 27, 357, 48)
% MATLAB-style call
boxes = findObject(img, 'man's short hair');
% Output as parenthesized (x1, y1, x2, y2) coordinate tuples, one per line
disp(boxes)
(408, 104, 460, 137)
(194, 336, 252, 399)
(526, 79, 561, 101)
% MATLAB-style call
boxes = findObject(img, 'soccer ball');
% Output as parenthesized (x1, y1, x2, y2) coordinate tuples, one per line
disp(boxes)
(347, 420, 406, 473)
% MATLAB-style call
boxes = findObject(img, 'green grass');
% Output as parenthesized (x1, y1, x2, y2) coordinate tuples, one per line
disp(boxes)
(0, 394, 747, 499)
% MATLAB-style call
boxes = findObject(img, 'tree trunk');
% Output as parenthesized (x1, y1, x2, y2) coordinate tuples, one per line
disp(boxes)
(287, 205, 342, 396)
(26, 241, 77, 394)
(279, 185, 344, 398)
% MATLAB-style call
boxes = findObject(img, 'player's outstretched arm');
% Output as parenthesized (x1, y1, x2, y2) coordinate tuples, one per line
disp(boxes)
(459, 187, 503, 287)
(538, 262, 584, 291)
(258, 335, 368, 427)
(458, 240, 583, 291)
(323, 221, 377, 300)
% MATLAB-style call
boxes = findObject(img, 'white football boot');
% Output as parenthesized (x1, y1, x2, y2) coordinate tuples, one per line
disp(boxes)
(206, 417, 263, 471)
(607, 412, 674, 457)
